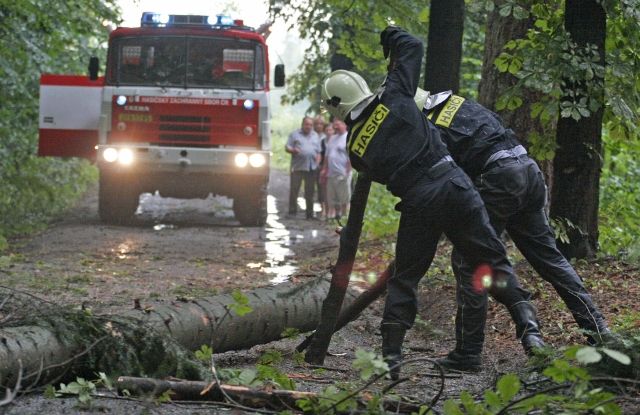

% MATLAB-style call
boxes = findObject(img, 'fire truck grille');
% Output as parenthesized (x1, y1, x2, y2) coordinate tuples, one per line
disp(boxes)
(159, 134, 209, 142)
(158, 115, 211, 142)
(160, 115, 210, 123)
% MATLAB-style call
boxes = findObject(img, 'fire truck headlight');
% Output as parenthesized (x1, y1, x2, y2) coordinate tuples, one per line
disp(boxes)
(234, 153, 249, 168)
(243, 99, 254, 110)
(116, 95, 127, 106)
(118, 148, 134, 165)
(103, 147, 119, 163)
(249, 153, 266, 168)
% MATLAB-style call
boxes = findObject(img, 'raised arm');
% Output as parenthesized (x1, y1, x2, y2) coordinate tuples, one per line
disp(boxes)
(380, 26, 423, 97)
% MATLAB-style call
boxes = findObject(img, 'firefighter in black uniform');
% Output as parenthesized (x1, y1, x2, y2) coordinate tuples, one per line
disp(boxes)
(408, 88, 610, 371)
(321, 26, 544, 380)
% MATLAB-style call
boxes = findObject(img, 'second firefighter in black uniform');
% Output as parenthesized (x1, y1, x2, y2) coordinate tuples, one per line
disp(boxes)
(410, 88, 610, 370)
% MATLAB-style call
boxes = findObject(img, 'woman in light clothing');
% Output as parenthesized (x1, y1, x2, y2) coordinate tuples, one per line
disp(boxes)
(321, 119, 351, 220)
(319, 123, 334, 218)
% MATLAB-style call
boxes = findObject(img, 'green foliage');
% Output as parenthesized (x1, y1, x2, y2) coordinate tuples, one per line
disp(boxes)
(362, 180, 399, 239)
(257, 349, 284, 365)
(0, 0, 120, 245)
(53, 372, 113, 408)
(219, 367, 263, 387)
(491, 1, 640, 215)
(219, 352, 295, 390)
(599, 131, 640, 257)
(194, 344, 213, 362)
(272, 0, 487, 108)
(443, 345, 627, 414)
(352, 348, 389, 381)
(460, 1, 489, 99)
(281, 327, 301, 338)
(271, 0, 428, 109)
(57, 377, 97, 407)
(296, 384, 358, 414)
(270, 107, 305, 170)
(228, 289, 253, 316)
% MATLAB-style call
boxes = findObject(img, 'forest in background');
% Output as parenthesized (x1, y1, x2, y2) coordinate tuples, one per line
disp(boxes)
(0, 1, 638, 258)
(0, 0, 120, 249)
(271, 0, 640, 260)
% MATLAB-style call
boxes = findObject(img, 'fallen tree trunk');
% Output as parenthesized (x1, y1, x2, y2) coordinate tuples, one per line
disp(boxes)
(0, 276, 355, 390)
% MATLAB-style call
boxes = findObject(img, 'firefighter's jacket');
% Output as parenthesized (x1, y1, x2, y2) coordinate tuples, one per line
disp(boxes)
(346, 30, 449, 198)
(424, 94, 520, 179)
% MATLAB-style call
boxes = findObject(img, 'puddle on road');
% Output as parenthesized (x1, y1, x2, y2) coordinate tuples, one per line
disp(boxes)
(153, 224, 176, 231)
(133, 191, 319, 285)
(112, 240, 137, 259)
(262, 195, 297, 284)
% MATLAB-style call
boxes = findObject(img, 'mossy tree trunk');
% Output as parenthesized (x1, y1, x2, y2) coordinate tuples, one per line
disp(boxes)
(0, 276, 353, 390)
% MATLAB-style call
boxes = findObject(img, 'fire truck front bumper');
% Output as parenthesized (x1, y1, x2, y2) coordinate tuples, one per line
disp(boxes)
(96, 145, 270, 176)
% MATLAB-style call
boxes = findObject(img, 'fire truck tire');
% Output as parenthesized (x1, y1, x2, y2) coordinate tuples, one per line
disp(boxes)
(233, 189, 267, 227)
(98, 172, 140, 225)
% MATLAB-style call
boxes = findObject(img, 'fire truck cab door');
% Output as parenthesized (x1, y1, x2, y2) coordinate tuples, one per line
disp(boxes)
(38, 74, 104, 159)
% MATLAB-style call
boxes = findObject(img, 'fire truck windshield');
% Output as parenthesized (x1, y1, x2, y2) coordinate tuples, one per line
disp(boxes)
(110, 36, 266, 90)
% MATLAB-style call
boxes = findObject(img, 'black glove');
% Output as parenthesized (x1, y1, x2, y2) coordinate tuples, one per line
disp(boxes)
(380, 25, 403, 59)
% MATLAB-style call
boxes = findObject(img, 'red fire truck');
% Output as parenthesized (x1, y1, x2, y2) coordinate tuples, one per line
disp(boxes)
(38, 13, 284, 226)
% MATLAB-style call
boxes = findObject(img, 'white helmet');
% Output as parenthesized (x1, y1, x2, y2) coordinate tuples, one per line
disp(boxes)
(321, 70, 373, 120)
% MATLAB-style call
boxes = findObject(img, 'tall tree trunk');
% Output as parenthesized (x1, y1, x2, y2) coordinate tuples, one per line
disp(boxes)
(550, 0, 606, 259)
(477, 2, 553, 189)
(423, 0, 464, 93)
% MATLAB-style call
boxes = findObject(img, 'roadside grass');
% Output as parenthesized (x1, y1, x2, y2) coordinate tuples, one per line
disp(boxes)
(170, 284, 219, 299)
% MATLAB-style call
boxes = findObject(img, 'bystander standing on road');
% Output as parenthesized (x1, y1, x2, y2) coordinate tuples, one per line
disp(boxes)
(321, 119, 351, 221)
(319, 122, 335, 219)
(285, 116, 321, 220)
(313, 116, 328, 219)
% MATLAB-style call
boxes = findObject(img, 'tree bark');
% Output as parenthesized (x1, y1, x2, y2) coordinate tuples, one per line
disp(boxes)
(117, 376, 316, 408)
(550, 0, 606, 259)
(305, 175, 371, 365)
(0, 276, 355, 390)
(117, 375, 423, 412)
(423, 0, 464, 93)
(477, 1, 553, 189)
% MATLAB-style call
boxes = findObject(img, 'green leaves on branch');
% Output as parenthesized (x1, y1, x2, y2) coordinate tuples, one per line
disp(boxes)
(229, 290, 253, 316)
(270, 0, 429, 108)
(352, 349, 389, 381)
(444, 345, 629, 414)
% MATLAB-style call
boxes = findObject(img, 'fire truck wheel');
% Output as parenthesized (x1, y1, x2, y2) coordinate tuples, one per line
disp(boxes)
(233, 190, 267, 227)
(98, 172, 140, 225)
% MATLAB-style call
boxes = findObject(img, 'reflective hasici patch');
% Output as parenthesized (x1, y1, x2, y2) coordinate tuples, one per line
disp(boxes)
(433, 95, 465, 128)
(350, 104, 389, 157)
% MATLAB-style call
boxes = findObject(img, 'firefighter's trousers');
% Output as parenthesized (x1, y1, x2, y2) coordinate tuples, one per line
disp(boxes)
(382, 164, 531, 335)
(451, 155, 608, 354)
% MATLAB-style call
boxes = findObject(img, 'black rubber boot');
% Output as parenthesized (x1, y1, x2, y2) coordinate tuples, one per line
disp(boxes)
(508, 301, 545, 355)
(436, 285, 486, 372)
(381, 322, 406, 380)
(435, 350, 482, 372)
